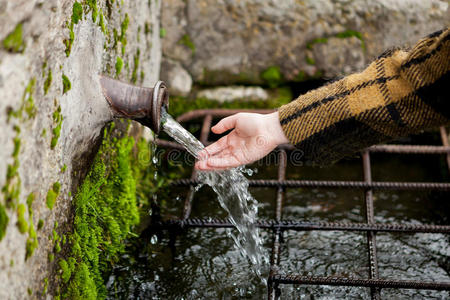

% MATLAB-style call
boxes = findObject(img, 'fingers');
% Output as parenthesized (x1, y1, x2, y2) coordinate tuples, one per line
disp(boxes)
(197, 135, 228, 160)
(211, 114, 238, 134)
(195, 153, 241, 171)
(207, 155, 241, 169)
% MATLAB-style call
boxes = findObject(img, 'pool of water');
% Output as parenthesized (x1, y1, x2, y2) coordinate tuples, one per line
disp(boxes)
(107, 133, 450, 299)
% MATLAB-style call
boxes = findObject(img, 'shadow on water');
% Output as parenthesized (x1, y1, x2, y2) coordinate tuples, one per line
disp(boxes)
(107, 127, 450, 299)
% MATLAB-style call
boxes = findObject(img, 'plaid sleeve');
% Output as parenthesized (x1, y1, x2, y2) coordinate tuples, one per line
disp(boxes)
(278, 27, 450, 165)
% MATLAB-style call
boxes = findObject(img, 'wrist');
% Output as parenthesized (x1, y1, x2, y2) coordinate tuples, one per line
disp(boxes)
(267, 111, 289, 145)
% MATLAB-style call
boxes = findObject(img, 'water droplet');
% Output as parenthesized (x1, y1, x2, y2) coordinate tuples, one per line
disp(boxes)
(148, 208, 152, 216)
(194, 183, 204, 191)
(150, 235, 158, 244)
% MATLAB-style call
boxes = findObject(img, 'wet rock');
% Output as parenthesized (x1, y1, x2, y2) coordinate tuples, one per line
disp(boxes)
(197, 86, 268, 102)
(0, 0, 162, 298)
(162, 0, 449, 85)
(160, 57, 193, 97)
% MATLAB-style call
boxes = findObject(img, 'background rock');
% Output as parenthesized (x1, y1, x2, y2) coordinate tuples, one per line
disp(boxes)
(160, 57, 193, 97)
(161, 0, 450, 86)
(197, 86, 268, 102)
(0, 0, 161, 298)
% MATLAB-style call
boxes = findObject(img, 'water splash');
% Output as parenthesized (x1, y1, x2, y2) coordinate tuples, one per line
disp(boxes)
(161, 109, 268, 278)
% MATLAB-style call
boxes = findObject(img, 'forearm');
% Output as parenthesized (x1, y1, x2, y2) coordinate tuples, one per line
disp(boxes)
(279, 27, 450, 165)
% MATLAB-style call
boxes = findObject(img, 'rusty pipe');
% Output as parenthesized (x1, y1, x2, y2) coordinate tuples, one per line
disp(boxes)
(99, 75, 169, 134)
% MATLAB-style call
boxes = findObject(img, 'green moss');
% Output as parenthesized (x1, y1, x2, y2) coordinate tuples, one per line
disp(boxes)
(62, 74, 71, 94)
(25, 222, 38, 260)
(61, 164, 67, 173)
(0, 204, 8, 241)
(38, 219, 44, 230)
(48, 253, 55, 262)
(99, 10, 108, 35)
(336, 30, 366, 50)
(46, 190, 57, 210)
(55, 241, 62, 253)
(115, 56, 123, 76)
(120, 13, 129, 55)
(26, 193, 34, 215)
(27, 288, 32, 296)
(43, 277, 49, 295)
(51, 105, 63, 149)
(261, 66, 283, 88)
(59, 259, 72, 283)
(178, 34, 195, 53)
(3, 23, 25, 53)
(86, 0, 98, 22)
(64, 23, 75, 57)
(65, 2, 83, 57)
(2, 126, 22, 209)
(23, 78, 37, 119)
(131, 49, 140, 84)
(72, 2, 83, 24)
(306, 37, 328, 50)
(12, 137, 20, 157)
(159, 28, 166, 38)
(144, 22, 150, 35)
(16, 203, 28, 234)
(46, 182, 61, 210)
(53, 182, 61, 194)
(305, 56, 316, 66)
(41, 128, 47, 137)
(61, 123, 141, 299)
(44, 68, 52, 95)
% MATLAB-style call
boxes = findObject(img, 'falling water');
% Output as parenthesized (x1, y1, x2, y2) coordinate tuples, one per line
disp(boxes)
(161, 109, 268, 278)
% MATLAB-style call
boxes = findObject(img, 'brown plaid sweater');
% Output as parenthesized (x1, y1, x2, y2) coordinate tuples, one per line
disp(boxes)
(279, 27, 450, 165)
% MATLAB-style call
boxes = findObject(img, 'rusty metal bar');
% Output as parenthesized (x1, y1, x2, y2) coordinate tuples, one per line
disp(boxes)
(268, 150, 287, 300)
(439, 126, 450, 172)
(182, 171, 196, 220)
(368, 144, 450, 154)
(156, 139, 450, 155)
(362, 151, 381, 299)
(172, 179, 450, 191)
(270, 274, 450, 290)
(157, 218, 450, 233)
(154, 109, 450, 296)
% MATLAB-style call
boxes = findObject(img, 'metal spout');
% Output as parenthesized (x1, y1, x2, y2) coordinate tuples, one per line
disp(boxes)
(99, 75, 169, 134)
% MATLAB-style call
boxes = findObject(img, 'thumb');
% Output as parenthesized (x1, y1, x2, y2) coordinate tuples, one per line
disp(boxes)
(212, 114, 238, 134)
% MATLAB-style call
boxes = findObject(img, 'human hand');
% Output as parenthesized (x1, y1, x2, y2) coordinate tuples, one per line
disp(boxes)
(195, 111, 289, 170)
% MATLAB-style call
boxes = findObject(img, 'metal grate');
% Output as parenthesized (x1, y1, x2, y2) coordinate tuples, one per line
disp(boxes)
(154, 109, 450, 299)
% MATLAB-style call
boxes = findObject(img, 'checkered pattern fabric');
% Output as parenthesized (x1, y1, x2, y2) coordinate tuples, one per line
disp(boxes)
(279, 28, 450, 165)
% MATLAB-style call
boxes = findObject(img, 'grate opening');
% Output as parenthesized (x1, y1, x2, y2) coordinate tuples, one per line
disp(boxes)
(154, 109, 450, 299)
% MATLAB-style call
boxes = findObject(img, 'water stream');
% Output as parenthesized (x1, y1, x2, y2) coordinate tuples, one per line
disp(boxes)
(161, 110, 269, 277)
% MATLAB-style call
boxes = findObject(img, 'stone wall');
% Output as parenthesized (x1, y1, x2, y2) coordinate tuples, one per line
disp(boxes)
(161, 0, 449, 93)
(0, 0, 161, 298)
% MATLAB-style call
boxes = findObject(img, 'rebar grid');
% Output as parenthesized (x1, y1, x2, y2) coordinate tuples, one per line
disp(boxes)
(155, 109, 450, 298)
